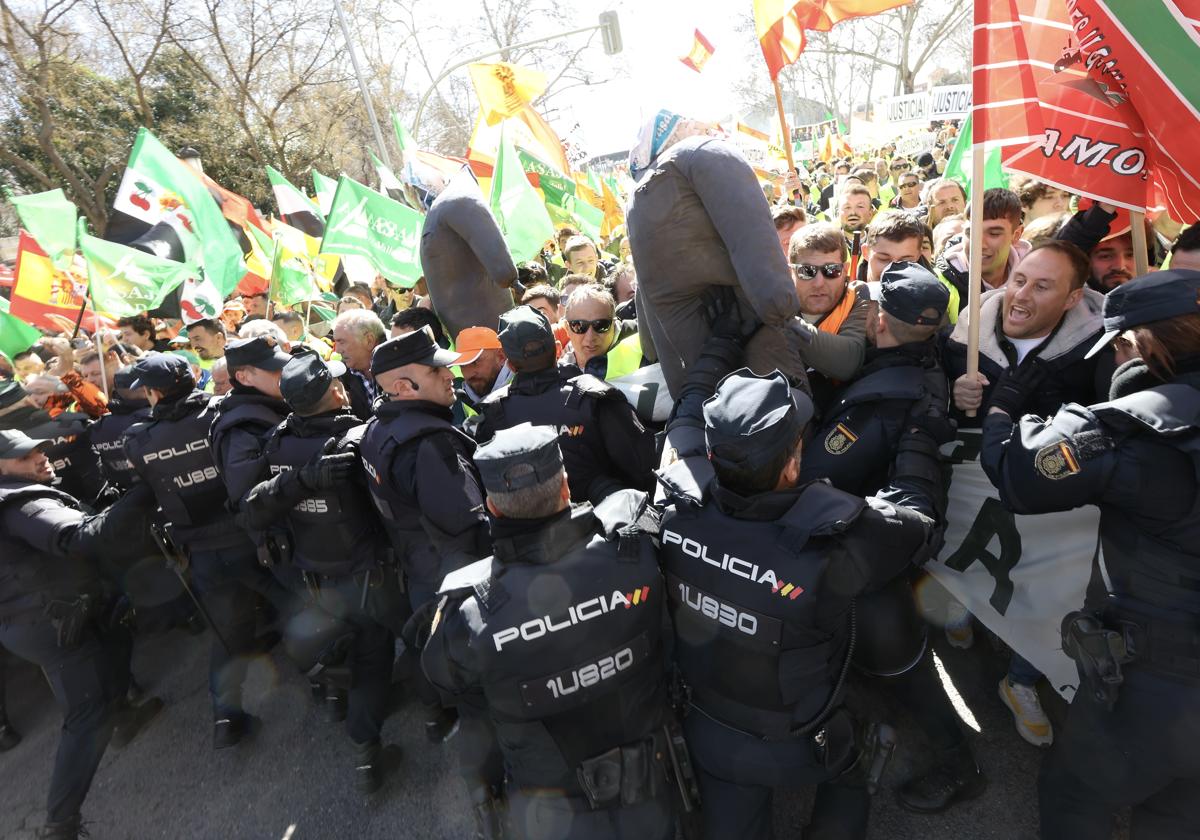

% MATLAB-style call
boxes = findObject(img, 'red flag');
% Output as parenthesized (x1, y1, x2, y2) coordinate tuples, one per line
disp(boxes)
(680, 29, 716, 73)
(972, 0, 1043, 147)
(753, 0, 911, 80)
(11, 231, 109, 332)
(1065, 0, 1200, 220)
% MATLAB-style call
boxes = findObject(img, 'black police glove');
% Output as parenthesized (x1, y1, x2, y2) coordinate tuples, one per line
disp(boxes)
(401, 598, 441, 652)
(298, 451, 359, 491)
(988, 359, 1048, 418)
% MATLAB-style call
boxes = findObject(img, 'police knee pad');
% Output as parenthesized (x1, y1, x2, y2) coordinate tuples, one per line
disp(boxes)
(852, 576, 927, 678)
(284, 606, 355, 688)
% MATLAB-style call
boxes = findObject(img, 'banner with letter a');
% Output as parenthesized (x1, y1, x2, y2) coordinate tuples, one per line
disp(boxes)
(926, 431, 1100, 700)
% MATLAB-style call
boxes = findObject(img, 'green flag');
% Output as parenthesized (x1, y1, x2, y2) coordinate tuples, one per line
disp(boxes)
(490, 122, 555, 263)
(247, 224, 318, 306)
(320, 176, 423, 287)
(943, 115, 1009, 197)
(7, 189, 77, 270)
(312, 169, 339, 216)
(0, 297, 42, 362)
(80, 229, 195, 317)
(516, 148, 579, 228)
(115, 128, 244, 296)
(392, 112, 415, 155)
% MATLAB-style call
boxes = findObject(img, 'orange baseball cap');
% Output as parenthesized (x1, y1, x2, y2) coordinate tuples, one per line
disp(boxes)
(452, 326, 502, 365)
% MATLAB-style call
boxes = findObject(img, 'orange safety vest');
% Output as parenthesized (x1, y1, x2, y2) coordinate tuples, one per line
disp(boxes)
(816, 284, 858, 336)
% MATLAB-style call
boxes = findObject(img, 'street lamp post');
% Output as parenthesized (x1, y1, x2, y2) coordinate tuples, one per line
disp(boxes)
(334, 0, 394, 169)
(410, 11, 622, 143)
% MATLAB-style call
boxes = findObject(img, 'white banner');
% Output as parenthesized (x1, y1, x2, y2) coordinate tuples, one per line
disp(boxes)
(880, 84, 973, 125)
(926, 431, 1100, 699)
(610, 363, 672, 424)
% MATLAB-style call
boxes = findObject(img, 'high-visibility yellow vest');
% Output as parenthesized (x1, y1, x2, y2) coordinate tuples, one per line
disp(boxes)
(604, 334, 643, 381)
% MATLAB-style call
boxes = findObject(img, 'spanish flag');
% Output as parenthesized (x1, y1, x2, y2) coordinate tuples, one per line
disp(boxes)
(753, 0, 912, 79)
(11, 231, 107, 332)
(679, 29, 715, 73)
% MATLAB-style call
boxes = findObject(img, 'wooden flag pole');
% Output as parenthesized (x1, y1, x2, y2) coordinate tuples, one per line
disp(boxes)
(1130, 210, 1150, 277)
(772, 79, 797, 175)
(965, 142, 987, 418)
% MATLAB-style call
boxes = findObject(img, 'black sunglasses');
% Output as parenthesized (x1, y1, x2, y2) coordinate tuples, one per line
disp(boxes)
(567, 318, 614, 335)
(791, 262, 845, 280)
(891, 163, 909, 171)
(901, 180, 920, 188)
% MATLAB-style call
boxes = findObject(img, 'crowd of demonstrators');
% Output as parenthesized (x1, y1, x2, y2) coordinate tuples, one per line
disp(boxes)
(2, 122, 1200, 840)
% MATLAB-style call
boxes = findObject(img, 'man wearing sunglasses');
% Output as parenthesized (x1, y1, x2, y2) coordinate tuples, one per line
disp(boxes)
(788, 223, 871, 406)
(889, 172, 923, 211)
(560, 285, 643, 382)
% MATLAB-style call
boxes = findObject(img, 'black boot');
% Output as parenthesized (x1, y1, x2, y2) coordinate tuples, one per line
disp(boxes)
(111, 696, 165, 749)
(325, 688, 347, 724)
(37, 815, 82, 839)
(895, 743, 986, 814)
(471, 786, 507, 840)
(213, 713, 257, 750)
(424, 703, 458, 743)
(0, 716, 21, 752)
(354, 739, 383, 794)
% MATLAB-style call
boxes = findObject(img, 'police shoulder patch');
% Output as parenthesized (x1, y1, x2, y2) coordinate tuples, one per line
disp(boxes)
(1034, 440, 1082, 480)
(824, 423, 859, 455)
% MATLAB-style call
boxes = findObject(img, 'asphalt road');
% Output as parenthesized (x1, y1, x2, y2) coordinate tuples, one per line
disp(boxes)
(0, 616, 1124, 840)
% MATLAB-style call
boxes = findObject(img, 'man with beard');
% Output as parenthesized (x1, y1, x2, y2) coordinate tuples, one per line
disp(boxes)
(838, 185, 875, 239)
(1088, 230, 1138, 293)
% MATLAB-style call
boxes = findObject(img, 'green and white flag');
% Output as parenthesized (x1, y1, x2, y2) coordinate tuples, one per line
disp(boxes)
(247, 224, 318, 306)
(0, 297, 42, 362)
(267, 165, 325, 238)
(80, 228, 195, 317)
(943, 115, 1009, 198)
(490, 122, 555, 262)
(113, 128, 244, 295)
(312, 169, 339, 217)
(7, 188, 77, 270)
(320, 176, 423, 288)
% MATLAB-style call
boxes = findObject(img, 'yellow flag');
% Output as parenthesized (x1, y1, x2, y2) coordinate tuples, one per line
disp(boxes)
(599, 178, 624, 238)
(468, 105, 570, 177)
(468, 62, 548, 126)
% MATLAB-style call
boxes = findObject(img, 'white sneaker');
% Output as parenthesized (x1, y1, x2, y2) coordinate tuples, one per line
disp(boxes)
(998, 677, 1053, 747)
(944, 599, 974, 649)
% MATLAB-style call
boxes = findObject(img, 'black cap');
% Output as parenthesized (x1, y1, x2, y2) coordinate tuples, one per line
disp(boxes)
(225, 336, 292, 371)
(279, 352, 347, 414)
(0, 429, 45, 459)
(0, 379, 27, 410)
(475, 423, 564, 493)
(1087, 269, 1200, 358)
(703, 369, 814, 471)
(371, 327, 460, 377)
(127, 352, 194, 391)
(877, 261, 950, 325)
(498, 306, 555, 363)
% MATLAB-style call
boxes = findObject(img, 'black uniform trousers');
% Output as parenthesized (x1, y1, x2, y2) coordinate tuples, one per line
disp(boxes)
(0, 618, 130, 823)
(305, 568, 405, 746)
(507, 787, 674, 840)
(188, 544, 291, 720)
(685, 709, 868, 840)
(1040, 667, 1200, 840)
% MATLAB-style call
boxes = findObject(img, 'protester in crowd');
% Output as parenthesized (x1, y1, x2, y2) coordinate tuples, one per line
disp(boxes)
(980, 270, 1200, 838)
(861, 211, 959, 319)
(11, 349, 46, 381)
(559, 285, 643, 381)
(331, 309, 385, 420)
(851, 167, 884, 209)
(935, 188, 1030, 302)
(932, 214, 966, 258)
(1013, 178, 1072, 223)
(389, 307, 449, 348)
(520, 284, 569, 356)
(76, 348, 120, 395)
(818, 159, 852, 212)
(116, 315, 164, 353)
(238, 318, 291, 351)
(1087, 228, 1139, 293)
(336, 295, 364, 314)
(1023, 211, 1070, 247)
(209, 357, 232, 396)
(610, 261, 638, 319)
(562, 235, 611, 281)
(838, 184, 875, 238)
(889, 170, 924, 211)
(452, 327, 511, 415)
(772, 204, 808, 256)
(187, 319, 227, 366)
(788, 222, 870, 404)
(220, 300, 246, 335)
(1170, 223, 1200, 271)
(920, 178, 966, 231)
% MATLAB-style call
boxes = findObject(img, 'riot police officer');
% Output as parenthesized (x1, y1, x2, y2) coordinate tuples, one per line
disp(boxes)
(358, 329, 491, 743)
(474, 306, 655, 505)
(422, 424, 676, 840)
(0, 429, 163, 839)
(123, 353, 288, 750)
(85, 366, 150, 495)
(0, 379, 109, 510)
(657, 369, 944, 840)
(980, 269, 1200, 839)
(243, 352, 403, 793)
(798, 263, 984, 813)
